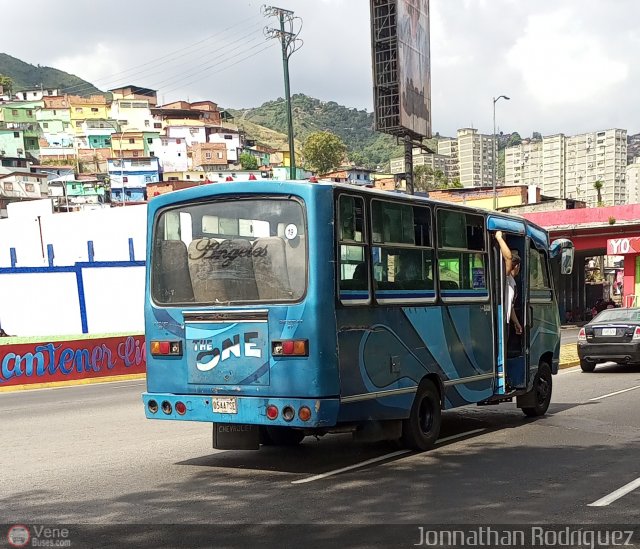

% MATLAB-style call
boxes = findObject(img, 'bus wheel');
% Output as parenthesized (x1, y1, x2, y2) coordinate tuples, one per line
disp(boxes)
(522, 362, 552, 417)
(401, 380, 442, 451)
(262, 426, 305, 446)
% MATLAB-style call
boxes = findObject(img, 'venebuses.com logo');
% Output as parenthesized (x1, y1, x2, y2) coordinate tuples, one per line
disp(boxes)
(7, 525, 30, 548)
(6, 524, 71, 547)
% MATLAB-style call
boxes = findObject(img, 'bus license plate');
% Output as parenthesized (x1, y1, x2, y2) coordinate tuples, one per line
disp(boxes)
(601, 328, 617, 336)
(212, 397, 237, 414)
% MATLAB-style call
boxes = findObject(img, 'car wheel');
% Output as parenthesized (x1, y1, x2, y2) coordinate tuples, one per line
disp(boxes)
(580, 360, 596, 373)
(401, 380, 442, 451)
(522, 362, 552, 417)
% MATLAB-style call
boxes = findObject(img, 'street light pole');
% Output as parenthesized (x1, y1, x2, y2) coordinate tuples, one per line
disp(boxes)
(492, 95, 510, 210)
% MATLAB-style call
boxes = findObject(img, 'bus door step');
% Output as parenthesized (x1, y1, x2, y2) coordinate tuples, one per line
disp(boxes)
(478, 394, 514, 406)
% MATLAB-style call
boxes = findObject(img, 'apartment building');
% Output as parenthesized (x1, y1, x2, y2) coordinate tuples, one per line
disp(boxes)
(505, 140, 543, 189)
(626, 157, 640, 204)
(437, 137, 459, 182)
(390, 148, 448, 178)
(505, 129, 627, 206)
(565, 129, 627, 205)
(455, 128, 495, 188)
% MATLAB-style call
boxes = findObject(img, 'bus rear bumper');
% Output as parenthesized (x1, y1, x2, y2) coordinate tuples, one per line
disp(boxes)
(142, 392, 340, 428)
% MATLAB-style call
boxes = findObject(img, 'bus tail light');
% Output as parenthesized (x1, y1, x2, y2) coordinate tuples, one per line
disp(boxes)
(148, 400, 159, 414)
(578, 328, 586, 342)
(161, 401, 172, 415)
(633, 327, 640, 340)
(298, 406, 311, 422)
(175, 401, 187, 415)
(150, 340, 182, 356)
(272, 340, 309, 357)
(266, 405, 278, 420)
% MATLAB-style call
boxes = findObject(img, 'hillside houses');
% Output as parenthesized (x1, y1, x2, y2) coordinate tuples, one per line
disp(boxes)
(0, 84, 281, 213)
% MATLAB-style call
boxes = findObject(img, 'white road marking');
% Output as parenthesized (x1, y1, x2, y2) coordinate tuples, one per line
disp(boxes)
(589, 384, 640, 401)
(558, 366, 581, 375)
(292, 429, 487, 484)
(588, 477, 640, 507)
(437, 428, 486, 444)
(291, 450, 411, 484)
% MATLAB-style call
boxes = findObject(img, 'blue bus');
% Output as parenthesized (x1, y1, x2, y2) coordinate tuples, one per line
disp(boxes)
(142, 180, 574, 450)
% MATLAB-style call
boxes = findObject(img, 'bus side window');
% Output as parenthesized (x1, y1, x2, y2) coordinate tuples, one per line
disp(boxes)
(338, 195, 369, 303)
(437, 210, 487, 300)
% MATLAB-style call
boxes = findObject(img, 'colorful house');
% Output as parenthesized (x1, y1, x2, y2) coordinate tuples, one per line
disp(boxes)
(107, 157, 159, 203)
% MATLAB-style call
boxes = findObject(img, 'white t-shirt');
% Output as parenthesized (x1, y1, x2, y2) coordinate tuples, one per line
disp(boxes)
(506, 275, 516, 322)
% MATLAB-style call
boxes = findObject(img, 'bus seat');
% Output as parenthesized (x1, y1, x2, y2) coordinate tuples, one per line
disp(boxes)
(277, 223, 306, 296)
(188, 238, 229, 302)
(252, 237, 293, 299)
(155, 240, 194, 302)
(222, 239, 260, 301)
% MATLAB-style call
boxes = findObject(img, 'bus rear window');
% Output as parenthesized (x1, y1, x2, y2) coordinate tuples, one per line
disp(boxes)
(151, 198, 306, 305)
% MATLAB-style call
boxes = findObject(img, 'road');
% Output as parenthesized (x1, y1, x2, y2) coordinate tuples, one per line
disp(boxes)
(561, 326, 580, 345)
(2, 363, 640, 546)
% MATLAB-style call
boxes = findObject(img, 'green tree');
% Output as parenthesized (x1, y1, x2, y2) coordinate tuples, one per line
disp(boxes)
(238, 152, 258, 170)
(594, 180, 604, 206)
(507, 132, 522, 147)
(449, 178, 462, 188)
(302, 131, 346, 174)
(0, 74, 14, 95)
(413, 165, 434, 192)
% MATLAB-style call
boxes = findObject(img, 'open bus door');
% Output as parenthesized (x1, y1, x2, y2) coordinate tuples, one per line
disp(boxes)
(488, 217, 527, 396)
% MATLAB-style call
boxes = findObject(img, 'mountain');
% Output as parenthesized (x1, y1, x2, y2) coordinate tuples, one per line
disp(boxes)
(0, 52, 102, 96)
(229, 94, 407, 170)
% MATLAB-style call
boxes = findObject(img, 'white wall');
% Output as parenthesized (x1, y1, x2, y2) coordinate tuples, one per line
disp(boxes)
(0, 205, 149, 337)
(0, 272, 83, 336)
(0, 205, 147, 267)
(82, 265, 145, 333)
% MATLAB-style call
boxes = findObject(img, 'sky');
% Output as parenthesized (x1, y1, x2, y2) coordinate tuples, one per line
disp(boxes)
(1, 0, 638, 137)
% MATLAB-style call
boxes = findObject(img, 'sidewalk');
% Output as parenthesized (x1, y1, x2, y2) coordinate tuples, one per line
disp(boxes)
(559, 343, 579, 368)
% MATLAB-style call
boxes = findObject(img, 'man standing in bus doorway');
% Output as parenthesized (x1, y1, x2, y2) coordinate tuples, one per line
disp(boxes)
(495, 231, 523, 338)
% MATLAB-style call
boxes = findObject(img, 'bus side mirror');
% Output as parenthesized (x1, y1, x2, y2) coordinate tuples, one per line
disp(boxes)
(550, 238, 574, 275)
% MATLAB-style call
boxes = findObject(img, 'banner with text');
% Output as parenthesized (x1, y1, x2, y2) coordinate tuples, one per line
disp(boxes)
(0, 334, 146, 387)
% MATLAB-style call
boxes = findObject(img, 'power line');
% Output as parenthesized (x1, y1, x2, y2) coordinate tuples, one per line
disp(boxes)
(161, 42, 276, 96)
(60, 14, 264, 95)
(142, 33, 267, 92)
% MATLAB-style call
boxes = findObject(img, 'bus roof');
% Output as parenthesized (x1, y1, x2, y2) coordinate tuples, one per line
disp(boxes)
(149, 179, 549, 238)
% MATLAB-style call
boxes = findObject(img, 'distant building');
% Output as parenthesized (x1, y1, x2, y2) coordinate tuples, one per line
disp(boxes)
(107, 157, 159, 203)
(320, 167, 373, 186)
(15, 88, 61, 101)
(0, 171, 48, 217)
(504, 128, 627, 206)
(435, 129, 494, 188)
(626, 157, 640, 205)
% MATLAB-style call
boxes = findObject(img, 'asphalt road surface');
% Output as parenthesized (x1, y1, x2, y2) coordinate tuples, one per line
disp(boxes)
(3, 363, 640, 546)
(560, 326, 580, 345)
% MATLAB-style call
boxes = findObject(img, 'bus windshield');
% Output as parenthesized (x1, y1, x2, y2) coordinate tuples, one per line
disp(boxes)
(151, 197, 306, 305)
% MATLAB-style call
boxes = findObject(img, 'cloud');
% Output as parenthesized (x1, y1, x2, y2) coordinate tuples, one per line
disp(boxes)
(506, 8, 629, 107)
(1, 0, 639, 137)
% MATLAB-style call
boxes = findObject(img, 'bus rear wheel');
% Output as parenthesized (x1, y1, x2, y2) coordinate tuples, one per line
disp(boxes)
(522, 362, 552, 417)
(401, 380, 442, 451)
(261, 426, 305, 446)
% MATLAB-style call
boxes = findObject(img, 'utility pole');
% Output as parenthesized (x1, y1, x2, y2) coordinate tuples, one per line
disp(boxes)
(404, 135, 414, 195)
(263, 5, 302, 180)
